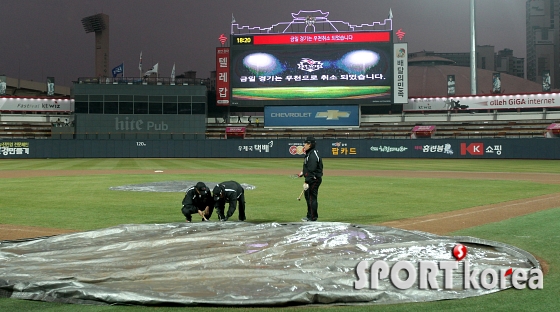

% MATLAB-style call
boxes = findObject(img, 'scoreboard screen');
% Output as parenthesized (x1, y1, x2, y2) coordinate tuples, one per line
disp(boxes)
(230, 31, 393, 106)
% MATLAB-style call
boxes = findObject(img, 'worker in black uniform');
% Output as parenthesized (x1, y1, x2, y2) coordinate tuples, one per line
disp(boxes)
(298, 136, 323, 222)
(181, 182, 215, 222)
(212, 181, 246, 222)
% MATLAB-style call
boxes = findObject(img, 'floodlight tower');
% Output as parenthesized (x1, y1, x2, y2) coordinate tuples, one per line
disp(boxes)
(81, 13, 110, 78)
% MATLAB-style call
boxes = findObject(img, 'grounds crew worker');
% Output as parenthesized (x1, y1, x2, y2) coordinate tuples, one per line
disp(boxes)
(212, 181, 246, 222)
(181, 182, 214, 222)
(298, 136, 323, 222)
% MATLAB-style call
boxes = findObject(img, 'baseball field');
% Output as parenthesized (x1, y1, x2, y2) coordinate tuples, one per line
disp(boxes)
(0, 158, 558, 311)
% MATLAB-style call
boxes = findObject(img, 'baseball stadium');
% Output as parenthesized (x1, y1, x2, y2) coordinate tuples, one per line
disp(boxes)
(1, 8, 559, 312)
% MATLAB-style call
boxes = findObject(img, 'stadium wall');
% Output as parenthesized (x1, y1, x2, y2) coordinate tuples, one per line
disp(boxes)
(0, 138, 558, 159)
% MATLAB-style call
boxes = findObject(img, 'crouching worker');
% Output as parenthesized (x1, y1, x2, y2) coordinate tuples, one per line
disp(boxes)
(181, 182, 215, 222)
(212, 181, 246, 222)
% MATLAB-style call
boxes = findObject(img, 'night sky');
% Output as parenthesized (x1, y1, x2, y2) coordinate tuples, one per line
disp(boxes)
(0, 0, 526, 86)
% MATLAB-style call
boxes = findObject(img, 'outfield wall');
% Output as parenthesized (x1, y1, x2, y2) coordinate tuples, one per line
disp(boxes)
(0, 138, 559, 159)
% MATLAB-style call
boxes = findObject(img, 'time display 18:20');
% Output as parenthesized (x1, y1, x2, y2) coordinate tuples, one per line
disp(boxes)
(234, 36, 253, 44)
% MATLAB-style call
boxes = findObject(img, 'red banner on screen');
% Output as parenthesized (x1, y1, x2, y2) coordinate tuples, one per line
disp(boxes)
(252, 32, 391, 45)
(216, 47, 230, 106)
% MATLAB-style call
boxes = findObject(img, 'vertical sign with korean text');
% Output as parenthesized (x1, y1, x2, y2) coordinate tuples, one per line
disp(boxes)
(492, 72, 501, 94)
(393, 43, 408, 104)
(216, 47, 230, 106)
(542, 70, 551, 92)
(447, 75, 456, 96)
(47, 77, 55, 96)
(0, 75, 6, 95)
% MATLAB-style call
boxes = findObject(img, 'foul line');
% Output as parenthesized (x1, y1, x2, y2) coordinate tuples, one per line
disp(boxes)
(382, 193, 560, 227)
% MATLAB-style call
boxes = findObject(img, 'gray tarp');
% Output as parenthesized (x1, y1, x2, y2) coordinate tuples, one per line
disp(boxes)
(0, 222, 540, 306)
(108, 181, 256, 193)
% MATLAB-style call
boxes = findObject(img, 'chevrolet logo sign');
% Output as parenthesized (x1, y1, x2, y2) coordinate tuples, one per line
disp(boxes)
(315, 110, 350, 120)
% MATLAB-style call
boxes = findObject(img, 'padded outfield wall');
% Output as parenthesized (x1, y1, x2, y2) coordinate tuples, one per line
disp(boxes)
(0, 138, 559, 159)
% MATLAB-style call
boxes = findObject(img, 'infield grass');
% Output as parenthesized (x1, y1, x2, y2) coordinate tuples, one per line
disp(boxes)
(0, 158, 559, 311)
(2, 158, 560, 173)
(232, 86, 391, 100)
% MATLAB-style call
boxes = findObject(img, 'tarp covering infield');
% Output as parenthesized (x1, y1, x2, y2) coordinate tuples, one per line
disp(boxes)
(0, 222, 540, 307)
(108, 180, 256, 192)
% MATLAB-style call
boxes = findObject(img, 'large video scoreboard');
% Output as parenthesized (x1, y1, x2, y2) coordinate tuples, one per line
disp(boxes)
(230, 31, 393, 107)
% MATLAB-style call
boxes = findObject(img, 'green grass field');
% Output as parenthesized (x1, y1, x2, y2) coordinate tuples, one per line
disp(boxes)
(0, 158, 558, 311)
(232, 86, 391, 100)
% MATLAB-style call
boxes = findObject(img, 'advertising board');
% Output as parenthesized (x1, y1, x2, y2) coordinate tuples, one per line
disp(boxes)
(264, 105, 359, 127)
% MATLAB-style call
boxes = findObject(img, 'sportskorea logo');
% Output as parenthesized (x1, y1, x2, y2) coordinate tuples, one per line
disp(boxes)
(297, 58, 324, 72)
(354, 244, 543, 291)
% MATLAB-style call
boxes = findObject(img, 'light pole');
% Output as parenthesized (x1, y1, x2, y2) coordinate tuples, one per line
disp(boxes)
(81, 13, 110, 78)
(470, 0, 477, 95)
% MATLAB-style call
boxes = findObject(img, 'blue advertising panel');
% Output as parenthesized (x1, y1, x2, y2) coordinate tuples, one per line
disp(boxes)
(264, 105, 359, 127)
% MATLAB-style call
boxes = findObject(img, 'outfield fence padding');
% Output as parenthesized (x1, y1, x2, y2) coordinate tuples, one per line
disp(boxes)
(1, 138, 559, 159)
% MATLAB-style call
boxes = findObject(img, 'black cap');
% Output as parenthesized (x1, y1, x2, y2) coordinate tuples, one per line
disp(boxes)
(213, 184, 222, 201)
(304, 136, 315, 144)
(195, 182, 208, 195)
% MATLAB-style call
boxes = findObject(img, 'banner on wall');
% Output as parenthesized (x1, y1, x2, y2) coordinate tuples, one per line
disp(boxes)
(393, 42, 408, 104)
(405, 93, 560, 111)
(447, 75, 456, 96)
(47, 77, 55, 96)
(0, 75, 6, 95)
(542, 70, 551, 92)
(491, 72, 501, 94)
(216, 47, 230, 106)
(0, 98, 73, 112)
